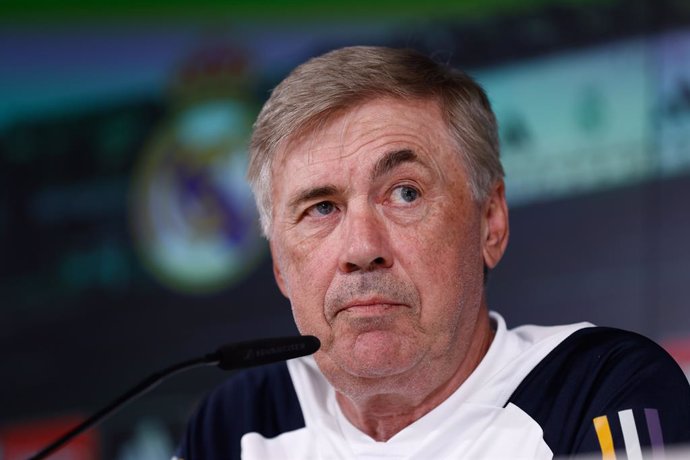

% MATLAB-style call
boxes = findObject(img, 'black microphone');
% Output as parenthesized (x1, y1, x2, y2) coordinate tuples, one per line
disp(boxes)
(211, 335, 321, 370)
(28, 335, 320, 460)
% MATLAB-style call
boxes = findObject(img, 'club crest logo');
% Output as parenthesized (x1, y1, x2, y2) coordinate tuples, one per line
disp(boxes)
(130, 45, 264, 294)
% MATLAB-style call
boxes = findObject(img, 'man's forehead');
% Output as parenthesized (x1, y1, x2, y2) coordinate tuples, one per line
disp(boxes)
(273, 97, 448, 169)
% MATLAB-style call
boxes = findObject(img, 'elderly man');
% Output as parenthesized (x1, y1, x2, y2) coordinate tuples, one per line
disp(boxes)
(174, 46, 690, 459)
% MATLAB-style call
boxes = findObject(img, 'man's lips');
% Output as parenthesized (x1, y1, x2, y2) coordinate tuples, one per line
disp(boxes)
(336, 299, 407, 316)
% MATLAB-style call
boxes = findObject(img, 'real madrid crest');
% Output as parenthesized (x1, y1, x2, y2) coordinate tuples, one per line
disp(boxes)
(130, 45, 265, 294)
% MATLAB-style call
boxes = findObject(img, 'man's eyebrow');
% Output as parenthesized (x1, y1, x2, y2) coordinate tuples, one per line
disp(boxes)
(371, 149, 425, 181)
(287, 185, 338, 211)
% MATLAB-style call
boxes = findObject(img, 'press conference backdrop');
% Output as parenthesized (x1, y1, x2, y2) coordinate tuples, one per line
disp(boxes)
(1, 0, 690, 457)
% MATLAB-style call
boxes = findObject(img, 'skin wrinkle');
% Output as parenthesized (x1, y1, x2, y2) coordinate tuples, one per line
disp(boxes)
(269, 96, 508, 442)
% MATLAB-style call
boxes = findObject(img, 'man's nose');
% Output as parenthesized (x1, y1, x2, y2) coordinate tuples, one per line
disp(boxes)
(338, 205, 393, 273)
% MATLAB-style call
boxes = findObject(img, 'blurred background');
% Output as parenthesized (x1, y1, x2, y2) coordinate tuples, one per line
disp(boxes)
(1, 0, 690, 458)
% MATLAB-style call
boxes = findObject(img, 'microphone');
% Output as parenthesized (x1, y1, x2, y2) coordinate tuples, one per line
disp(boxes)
(211, 335, 321, 370)
(28, 335, 320, 460)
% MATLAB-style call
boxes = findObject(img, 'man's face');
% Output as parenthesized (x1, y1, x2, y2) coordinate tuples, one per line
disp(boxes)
(269, 97, 507, 390)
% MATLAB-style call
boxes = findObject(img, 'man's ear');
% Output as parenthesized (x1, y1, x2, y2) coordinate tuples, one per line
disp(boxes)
(270, 241, 290, 299)
(481, 180, 509, 270)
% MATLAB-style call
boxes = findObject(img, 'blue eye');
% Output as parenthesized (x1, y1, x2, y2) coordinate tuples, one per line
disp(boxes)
(314, 201, 334, 215)
(392, 185, 419, 203)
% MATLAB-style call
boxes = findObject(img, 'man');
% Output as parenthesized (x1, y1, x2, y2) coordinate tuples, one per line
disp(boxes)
(174, 46, 690, 459)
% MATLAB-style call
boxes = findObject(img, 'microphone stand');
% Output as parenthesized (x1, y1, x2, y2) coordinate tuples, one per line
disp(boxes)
(27, 354, 219, 460)
(26, 335, 320, 460)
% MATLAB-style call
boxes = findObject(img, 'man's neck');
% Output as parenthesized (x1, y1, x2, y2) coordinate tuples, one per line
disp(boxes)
(335, 312, 496, 441)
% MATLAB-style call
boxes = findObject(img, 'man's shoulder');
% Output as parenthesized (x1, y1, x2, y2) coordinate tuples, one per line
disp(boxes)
(509, 325, 690, 409)
(174, 361, 306, 460)
(508, 326, 690, 455)
(516, 326, 686, 385)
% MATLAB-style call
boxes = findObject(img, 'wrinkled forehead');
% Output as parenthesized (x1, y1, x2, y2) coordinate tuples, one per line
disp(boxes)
(271, 96, 453, 172)
(272, 106, 356, 171)
(266, 98, 471, 214)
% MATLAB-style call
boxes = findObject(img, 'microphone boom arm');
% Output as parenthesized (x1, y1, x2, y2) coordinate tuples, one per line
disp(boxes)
(28, 355, 216, 460)
(27, 335, 320, 460)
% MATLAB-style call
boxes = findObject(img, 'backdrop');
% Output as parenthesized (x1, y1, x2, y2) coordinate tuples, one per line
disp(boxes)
(1, 0, 689, 458)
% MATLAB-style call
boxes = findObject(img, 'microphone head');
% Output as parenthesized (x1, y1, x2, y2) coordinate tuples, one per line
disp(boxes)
(212, 335, 320, 370)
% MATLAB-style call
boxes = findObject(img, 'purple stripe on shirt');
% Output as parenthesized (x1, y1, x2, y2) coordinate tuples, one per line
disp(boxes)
(644, 408, 665, 458)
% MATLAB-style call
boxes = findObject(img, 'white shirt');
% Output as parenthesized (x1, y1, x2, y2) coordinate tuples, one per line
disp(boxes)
(240, 313, 590, 459)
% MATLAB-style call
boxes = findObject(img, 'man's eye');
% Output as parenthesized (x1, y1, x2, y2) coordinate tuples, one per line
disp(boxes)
(310, 201, 335, 216)
(391, 185, 420, 204)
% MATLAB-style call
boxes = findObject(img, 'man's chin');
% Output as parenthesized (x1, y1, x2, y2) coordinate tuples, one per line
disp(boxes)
(328, 330, 421, 379)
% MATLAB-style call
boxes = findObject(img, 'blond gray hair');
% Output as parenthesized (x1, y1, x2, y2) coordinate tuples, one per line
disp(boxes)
(248, 46, 503, 238)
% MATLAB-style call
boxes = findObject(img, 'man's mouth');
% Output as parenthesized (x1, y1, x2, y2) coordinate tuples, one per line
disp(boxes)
(337, 298, 407, 317)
